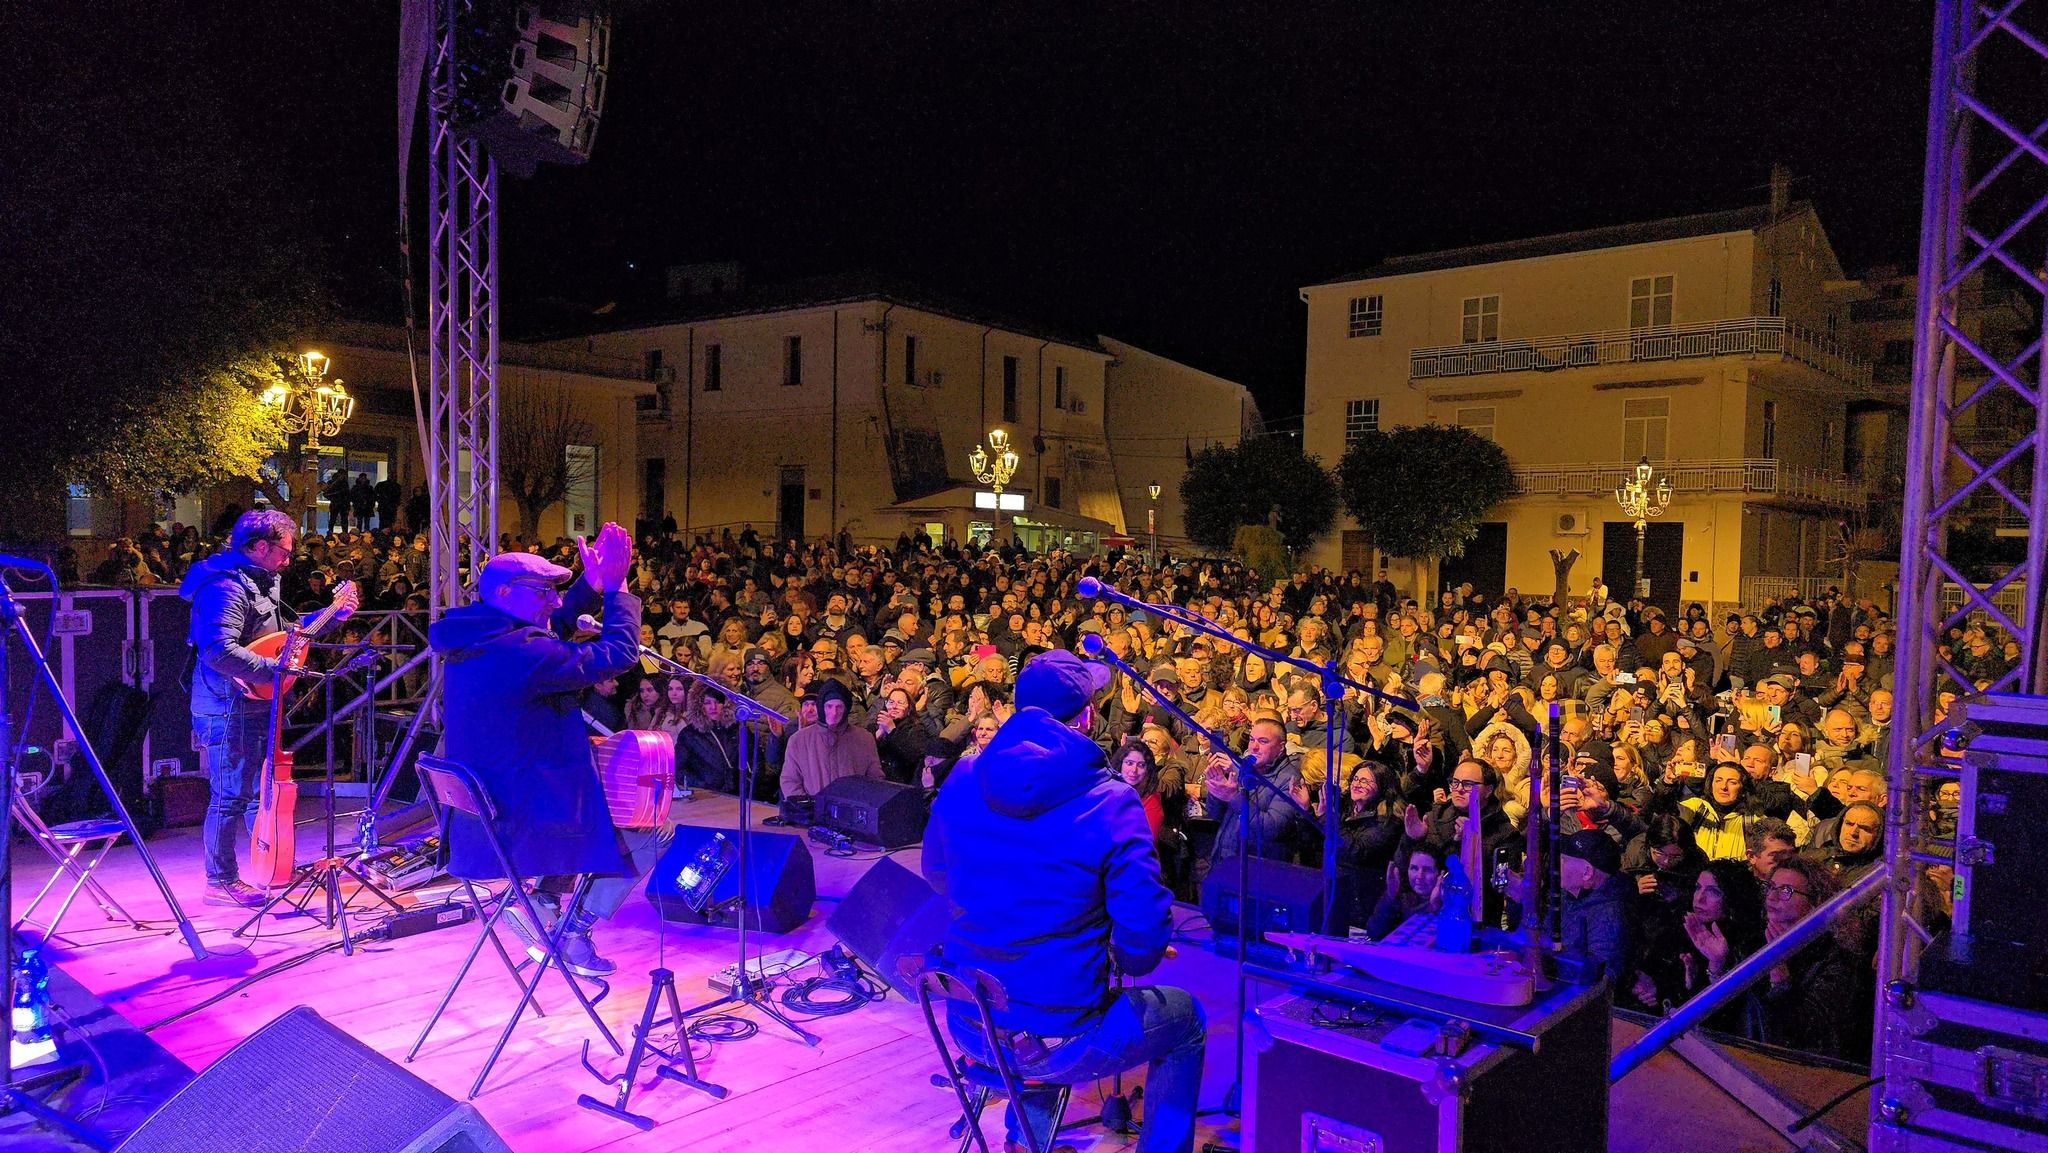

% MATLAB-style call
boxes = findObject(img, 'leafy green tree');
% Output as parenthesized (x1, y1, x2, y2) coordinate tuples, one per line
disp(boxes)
(1179, 436, 1339, 556)
(1337, 424, 1519, 581)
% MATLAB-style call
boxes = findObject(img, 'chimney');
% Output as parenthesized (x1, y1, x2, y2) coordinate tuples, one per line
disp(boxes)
(1768, 163, 1792, 221)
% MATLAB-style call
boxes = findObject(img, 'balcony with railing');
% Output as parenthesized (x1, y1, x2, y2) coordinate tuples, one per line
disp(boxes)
(1514, 457, 1868, 510)
(1409, 317, 1872, 391)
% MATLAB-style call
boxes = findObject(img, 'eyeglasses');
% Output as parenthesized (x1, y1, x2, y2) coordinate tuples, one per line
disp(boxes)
(505, 579, 563, 598)
(1449, 778, 1482, 791)
(1764, 882, 1812, 900)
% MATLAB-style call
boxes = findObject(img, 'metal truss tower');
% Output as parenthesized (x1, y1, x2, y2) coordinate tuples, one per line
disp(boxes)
(424, 0, 499, 617)
(1878, 1, 2048, 1145)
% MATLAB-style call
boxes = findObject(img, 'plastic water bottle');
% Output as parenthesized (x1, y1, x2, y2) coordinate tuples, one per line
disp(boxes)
(676, 833, 731, 911)
(1434, 855, 1475, 954)
(12, 945, 52, 1046)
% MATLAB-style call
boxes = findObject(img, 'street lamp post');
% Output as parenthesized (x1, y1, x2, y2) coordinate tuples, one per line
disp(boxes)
(969, 427, 1020, 546)
(1613, 455, 1673, 601)
(1147, 482, 1161, 569)
(261, 351, 356, 531)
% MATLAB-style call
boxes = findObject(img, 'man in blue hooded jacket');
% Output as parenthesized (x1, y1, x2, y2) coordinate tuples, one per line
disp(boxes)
(429, 523, 663, 978)
(924, 650, 1205, 1153)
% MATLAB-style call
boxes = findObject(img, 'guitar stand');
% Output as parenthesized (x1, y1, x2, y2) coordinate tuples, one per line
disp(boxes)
(577, 966, 728, 1129)
(232, 853, 403, 954)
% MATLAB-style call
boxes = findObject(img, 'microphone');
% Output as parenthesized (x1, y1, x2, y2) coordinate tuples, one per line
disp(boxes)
(575, 613, 601, 633)
(1076, 575, 1103, 599)
(1078, 632, 1106, 658)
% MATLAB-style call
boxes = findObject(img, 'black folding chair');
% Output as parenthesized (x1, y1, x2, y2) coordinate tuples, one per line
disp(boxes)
(902, 951, 1074, 1153)
(408, 754, 622, 1098)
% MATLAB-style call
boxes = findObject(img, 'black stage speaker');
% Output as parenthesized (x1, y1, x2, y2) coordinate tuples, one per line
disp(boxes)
(645, 821, 816, 934)
(826, 856, 952, 1000)
(119, 1006, 511, 1153)
(816, 776, 927, 848)
(1201, 857, 1352, 948)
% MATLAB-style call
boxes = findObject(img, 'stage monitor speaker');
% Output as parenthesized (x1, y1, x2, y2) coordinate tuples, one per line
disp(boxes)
(816, 776, 927, 849)
(1201, 857, 1351, 948)
(646, 821, 816, 934)
(826, 856, 951, 1000)
(119, 1006, 511, 1153)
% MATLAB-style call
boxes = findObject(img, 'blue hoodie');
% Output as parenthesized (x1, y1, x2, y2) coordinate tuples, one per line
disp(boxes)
(922, 706, 1173, 1037)
(179, 548, 295, 717)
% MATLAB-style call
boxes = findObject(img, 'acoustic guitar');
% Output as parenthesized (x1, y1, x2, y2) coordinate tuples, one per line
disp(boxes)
(236, 581, 359, 700)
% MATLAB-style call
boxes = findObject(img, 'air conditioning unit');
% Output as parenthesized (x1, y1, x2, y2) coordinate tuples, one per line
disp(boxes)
(1554, 509, 1595, 536)
(923, 369, 945, 388)
(1070, 398, 1088, 414)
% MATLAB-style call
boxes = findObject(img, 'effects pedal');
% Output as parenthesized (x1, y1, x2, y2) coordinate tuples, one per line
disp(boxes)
(707, 947, 812, 992)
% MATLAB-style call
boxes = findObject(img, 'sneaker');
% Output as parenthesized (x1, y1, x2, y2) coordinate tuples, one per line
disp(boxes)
(500, 894, 559, 950)
(204, 880, 267, 908)
(549, 930, 617, 979)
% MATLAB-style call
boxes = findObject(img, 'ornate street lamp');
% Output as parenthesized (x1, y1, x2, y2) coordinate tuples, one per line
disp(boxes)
(1147, 482, 1161, 569)
(262, 351, 357, 529)
(968, 427, 1020, 494)
(1613, 455, 1673, 599)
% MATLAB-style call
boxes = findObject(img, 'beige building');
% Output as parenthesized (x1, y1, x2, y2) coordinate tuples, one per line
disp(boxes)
(1100, 336, 1263, 550)
(537, 273, 1218, 551)
(1301, 188, 1876, 615)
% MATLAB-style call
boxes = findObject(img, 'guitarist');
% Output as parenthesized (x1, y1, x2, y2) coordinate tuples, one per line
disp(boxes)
(180, 510, 323, 907)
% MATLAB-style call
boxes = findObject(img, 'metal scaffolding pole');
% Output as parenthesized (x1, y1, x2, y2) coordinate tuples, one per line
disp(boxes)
(1879, 1, 2048, 1144)
(425, 0, 500, 623)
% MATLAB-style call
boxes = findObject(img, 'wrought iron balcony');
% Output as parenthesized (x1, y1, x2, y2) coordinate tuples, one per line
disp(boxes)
(1514, 457, 1868, 510)
(1410, 317, 1872, 390)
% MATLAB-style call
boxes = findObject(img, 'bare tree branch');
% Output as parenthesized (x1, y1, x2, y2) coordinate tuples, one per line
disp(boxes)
(499, 385, 600, 539)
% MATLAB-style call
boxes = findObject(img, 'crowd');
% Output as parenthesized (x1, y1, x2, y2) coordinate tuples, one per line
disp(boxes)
(71, 506, 1981, 1065)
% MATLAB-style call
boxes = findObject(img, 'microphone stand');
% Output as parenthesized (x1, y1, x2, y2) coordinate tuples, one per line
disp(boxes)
(1080, 633, 1312, 1136)
(631, 646, 817, 1047)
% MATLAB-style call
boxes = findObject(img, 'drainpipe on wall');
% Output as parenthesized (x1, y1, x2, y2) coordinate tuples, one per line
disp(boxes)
(684, 327, 695, 532)
(979, 326, 994, 435)
(1034, 339, 1051, 503)
(831, 309, 841, 536)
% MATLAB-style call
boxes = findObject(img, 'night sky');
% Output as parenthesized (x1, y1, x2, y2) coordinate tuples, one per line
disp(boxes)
(85, 2, 1935, 424)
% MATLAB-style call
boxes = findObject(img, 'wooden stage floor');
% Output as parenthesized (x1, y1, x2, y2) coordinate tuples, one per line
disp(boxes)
(12, 792, 1848, 1152)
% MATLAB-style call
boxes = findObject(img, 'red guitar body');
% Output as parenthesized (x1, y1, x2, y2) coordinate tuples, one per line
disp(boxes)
(238, 631, 311, 701)
(248, 746, 298, 887)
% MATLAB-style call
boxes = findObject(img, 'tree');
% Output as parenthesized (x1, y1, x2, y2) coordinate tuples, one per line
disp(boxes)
(1179, 436, 1339, 557)
(500, 386, 601, 540)
(1337, 424, 1519, 591)
(69, 357, 291, 503)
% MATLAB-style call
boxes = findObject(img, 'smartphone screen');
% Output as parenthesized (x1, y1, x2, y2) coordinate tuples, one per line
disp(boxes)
(1716, 732, 1740, 756)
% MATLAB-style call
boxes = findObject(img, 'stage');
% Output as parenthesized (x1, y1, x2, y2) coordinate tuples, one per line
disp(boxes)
(6, 792, 1867, 1152)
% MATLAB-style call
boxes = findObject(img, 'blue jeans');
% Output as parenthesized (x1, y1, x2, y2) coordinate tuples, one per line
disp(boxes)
(953, 985, 1206, 1153)
(197, 710, 271, 886)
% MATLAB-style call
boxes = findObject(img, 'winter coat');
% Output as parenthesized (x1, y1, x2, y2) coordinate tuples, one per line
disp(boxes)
(1678, 795, 1764, 861)
(778, 719, 884, 797)
(430, 584, 643, 879)
(922, 706, 1173, 1037)
(677, 717, 744, 794)
(181, 549, 298, 718)
(1562, 872, 1639, 989)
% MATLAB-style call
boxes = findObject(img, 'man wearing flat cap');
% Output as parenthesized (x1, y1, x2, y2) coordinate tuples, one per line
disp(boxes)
(924, 650, 1204, 1153)
(429, 524, 659, 978)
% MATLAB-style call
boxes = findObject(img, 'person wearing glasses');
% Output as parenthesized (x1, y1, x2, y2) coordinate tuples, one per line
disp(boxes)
(182, 508, 357, 908)
(430, 524, 658, 979)
(1749, 855, 1869, 1059)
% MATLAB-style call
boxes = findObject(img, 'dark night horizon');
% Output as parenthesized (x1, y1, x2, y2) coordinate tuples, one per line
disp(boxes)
(78, 2, 1935, 423)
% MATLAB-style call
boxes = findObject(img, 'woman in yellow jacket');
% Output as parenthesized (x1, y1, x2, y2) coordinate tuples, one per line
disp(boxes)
(1679, 762, 1766, 861)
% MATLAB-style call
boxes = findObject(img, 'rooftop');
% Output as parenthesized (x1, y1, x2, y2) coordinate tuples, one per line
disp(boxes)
(523, 270, 1108, 354)
(1308, 201, 1812, 286)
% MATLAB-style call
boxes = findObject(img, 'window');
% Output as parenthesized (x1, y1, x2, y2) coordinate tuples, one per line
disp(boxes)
(782, 335, 802, 386)
(1882, 338, 1913, 365)
(1622, 397, 1670, 460)
(644, 348, 665, 380)
(564, 444, 599, 537)
(1761, 400, 1778, 458)
(1345, 398, 1380, 447)
(1002, 356, 1019, 422)
(1044, 476, 1062, 509)
(1455, 405, 1496, 441)
(1054, 365, 1067, 410)
(904, 335, 918, 385)
(1767, 277, 1783, 318)
(704, 343, 722, 391)
(1628, 276, 1674, 330)
(1461, 295, 1500, 344)
(1348, 295, 1383, 338)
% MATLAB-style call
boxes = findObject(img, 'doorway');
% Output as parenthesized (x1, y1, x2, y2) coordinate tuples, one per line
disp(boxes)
(778, 466, 806, 543)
